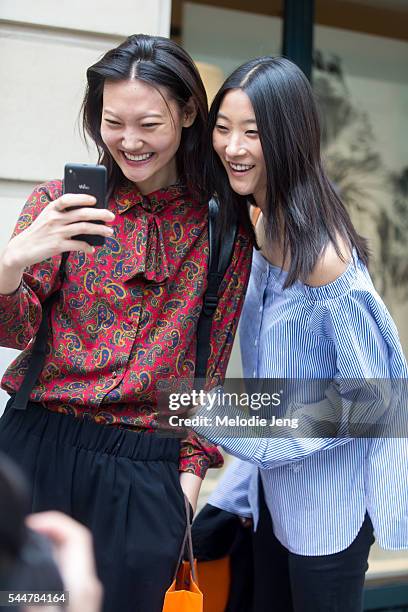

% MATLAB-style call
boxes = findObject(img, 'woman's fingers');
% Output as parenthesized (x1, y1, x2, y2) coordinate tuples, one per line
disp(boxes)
(53, 194, 97, 212)
(60, 240, 95, 254)
(52, 194, 115, 225)
(63, 222, 114, 239)
(59, 206, 115, 225)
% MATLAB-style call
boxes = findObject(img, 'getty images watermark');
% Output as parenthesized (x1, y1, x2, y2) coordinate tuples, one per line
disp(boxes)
(156, 378, 408, 438)
(167, 388, 299, 430)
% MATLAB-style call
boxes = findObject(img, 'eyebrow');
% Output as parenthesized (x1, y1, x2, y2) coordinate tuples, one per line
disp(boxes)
(217, 112, 257, 125)
(103, 110, 164, 119)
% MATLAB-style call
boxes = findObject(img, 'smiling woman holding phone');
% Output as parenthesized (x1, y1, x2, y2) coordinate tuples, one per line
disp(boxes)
(0, 34, 251, 612)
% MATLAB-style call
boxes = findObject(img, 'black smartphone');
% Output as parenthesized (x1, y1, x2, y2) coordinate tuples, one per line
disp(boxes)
(63, 163, 108, 247)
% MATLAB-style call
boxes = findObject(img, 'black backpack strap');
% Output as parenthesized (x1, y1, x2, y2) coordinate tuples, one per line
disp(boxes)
(13, 252, 70, 410)
(194, 198, 238, 387)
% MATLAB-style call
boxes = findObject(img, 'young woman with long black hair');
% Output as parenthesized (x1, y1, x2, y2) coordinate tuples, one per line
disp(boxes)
(0, 35, 252, 611)
(192, 57, 408, 612)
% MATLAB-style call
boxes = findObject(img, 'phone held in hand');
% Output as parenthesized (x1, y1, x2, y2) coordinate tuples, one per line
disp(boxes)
(63, 163, 108, 247)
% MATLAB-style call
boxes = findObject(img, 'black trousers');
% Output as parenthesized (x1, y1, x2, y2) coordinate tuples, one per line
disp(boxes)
(253, 479, 375, 612)
(0, 398, 187, 612)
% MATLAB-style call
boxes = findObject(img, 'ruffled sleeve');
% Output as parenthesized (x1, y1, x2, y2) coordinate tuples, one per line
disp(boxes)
(193, 260, 408, 467)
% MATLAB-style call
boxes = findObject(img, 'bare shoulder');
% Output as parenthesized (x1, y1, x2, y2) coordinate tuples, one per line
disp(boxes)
(306, 238, 352, 288)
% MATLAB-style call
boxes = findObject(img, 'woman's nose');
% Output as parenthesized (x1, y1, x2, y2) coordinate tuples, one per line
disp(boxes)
(225, 136, 245, 157)
(121, 131, 144, 151)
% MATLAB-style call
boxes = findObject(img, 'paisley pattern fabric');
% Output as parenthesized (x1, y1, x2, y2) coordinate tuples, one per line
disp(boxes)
(0, 180, 252, 478)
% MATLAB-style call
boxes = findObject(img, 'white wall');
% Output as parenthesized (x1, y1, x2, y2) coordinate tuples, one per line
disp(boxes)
(0, 0, 171, 247)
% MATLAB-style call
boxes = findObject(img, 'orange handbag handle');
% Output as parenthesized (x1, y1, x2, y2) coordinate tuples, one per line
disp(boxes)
(162, 496, 203, 612)
(172, 495, 198, 584)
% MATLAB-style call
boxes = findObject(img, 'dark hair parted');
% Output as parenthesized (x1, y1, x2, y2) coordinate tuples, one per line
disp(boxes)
(82, 34, 208, 200)
(206, 56, 369, 286)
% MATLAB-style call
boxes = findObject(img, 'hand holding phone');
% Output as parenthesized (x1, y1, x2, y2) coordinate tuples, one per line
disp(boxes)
(63, 163, 108, 247)
(0, 170, 114, 286)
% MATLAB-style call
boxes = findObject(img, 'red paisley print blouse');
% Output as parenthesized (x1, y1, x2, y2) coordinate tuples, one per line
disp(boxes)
(0, 180, 252, 478)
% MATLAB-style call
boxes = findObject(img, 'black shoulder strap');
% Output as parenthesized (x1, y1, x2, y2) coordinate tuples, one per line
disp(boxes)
(13, 252, 69, 410)
(194, 198, 238, 386)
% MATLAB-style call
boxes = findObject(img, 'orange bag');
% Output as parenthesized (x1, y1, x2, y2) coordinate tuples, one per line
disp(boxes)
(197, 557, 230, 612)
(162, 497, 203, 612)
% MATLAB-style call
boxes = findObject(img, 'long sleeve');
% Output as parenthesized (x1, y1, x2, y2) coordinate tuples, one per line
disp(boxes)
(178, 228, 252, 477)
(0, 181, 63, 350)
(206, 231, 253, 387)
(193, 285, 400, 469)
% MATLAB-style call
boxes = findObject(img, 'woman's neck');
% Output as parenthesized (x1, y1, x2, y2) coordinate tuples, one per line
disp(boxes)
(253, 189, 267, 215)
(252, 207, 291, 270)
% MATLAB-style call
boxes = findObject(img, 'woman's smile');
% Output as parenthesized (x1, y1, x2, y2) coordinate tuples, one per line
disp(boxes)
(227, 161, 256, 175)
(121, 151, 155, 165)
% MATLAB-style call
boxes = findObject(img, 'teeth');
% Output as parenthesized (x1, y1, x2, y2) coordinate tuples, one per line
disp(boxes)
(229, 162, 254, 171)
(123, 152, 153, 161)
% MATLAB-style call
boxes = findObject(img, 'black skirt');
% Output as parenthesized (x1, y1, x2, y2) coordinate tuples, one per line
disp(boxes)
(0, 397, 187, 612)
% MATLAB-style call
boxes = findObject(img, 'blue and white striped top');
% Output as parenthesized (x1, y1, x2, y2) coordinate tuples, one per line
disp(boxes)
(195, 248, 408, 555)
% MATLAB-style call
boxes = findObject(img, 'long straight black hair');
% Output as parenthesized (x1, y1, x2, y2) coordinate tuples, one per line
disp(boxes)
(82, 34, 208, 201)
(206, 56, 369, 286)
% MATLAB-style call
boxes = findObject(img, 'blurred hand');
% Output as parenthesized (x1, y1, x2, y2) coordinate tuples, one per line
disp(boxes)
(25, 511, 103, 612)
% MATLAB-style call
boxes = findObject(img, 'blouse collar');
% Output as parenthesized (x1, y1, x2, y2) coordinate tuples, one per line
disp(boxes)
(114, 181, 189, 215)
(111, 181, 192, 285)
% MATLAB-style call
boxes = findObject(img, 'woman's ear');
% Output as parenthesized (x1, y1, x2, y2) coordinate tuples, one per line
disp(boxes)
(182, 97, 198, 128)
